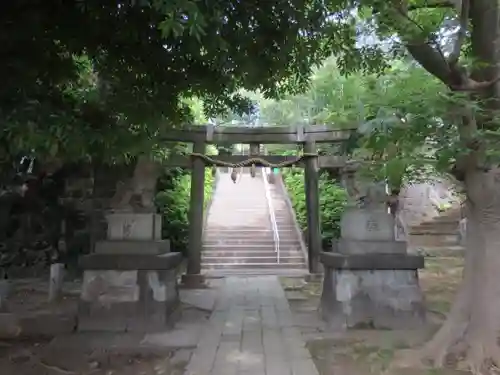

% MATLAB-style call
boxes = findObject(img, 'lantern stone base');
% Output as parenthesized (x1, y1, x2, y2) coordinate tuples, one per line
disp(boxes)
(78, 253, 182, 333)
(320, 253, 426, 330)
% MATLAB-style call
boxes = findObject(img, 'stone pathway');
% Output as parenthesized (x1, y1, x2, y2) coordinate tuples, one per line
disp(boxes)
(185, 276, 319, 375)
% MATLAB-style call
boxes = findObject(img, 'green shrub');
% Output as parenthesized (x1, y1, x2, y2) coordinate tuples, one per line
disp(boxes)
(155, 168, 214, 255)
(282, 168, 347, 248)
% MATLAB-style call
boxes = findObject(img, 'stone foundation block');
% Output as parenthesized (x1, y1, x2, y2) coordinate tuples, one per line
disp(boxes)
(95, 240, 170, 255)
(320, 252, 425, 330)
(79, 252, 181, 270)
(333, 239, 407, 255)
(78, 253, 182, 333)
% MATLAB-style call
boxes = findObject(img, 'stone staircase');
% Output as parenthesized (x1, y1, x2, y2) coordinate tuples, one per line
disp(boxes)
(202, 170, 307, 276)
(409, 206, 463, 250)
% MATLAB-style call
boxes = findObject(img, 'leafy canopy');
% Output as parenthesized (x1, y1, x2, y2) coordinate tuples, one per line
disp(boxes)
(256, 56, 459, 186)
(2, 0, 370, 162)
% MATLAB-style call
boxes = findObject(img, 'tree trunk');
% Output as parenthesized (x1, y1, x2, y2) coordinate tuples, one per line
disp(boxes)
(389, 0, 500, 372)
(411, 169, 500, 373)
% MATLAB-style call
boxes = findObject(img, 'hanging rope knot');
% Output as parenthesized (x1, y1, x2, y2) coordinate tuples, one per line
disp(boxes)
(250, 164, 256, 178)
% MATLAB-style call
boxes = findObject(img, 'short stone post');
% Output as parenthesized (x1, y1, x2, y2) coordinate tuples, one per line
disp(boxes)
(0, 279, 10, 312)
(320, 176, 425, 330)
(48, 263, 65, 302)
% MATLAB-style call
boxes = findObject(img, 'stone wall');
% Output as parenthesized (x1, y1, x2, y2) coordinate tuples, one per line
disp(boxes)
(399, 180, 461, 226)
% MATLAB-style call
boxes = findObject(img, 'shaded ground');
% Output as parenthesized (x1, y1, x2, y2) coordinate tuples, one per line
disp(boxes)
(0, 339, 187, 375)
(0, 278, 217, 375)
(281, 253, 467, 375)
(0, 254, 466, 375)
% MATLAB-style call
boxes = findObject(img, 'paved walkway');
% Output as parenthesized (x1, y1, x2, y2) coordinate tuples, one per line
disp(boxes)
(185, 276, 319, 375)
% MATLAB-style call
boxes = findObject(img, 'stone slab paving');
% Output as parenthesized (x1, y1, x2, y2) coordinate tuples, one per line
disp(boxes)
(185, 276, 319, 375)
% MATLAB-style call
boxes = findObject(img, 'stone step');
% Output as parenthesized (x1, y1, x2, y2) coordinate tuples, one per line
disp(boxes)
(211, 196, 266, 199)
(415, 220, 458, 228)
(410, 227, 457, 235)
(213, 189, 266, 193)
(204, 227, 296, 233)
(201, 256, 304, 264)
(204, 233, 297, 240)
(208, 209, 269, 213)
(272, 224, 297, 228)
(208, 207, 268, 211)
(204, 238, 300, 246)
(409, 233, 459, 247)
(204, 241, 301, 248)
(202, 250, 303, 257)
(203, 269, 309, 277)
(212, 198, 266, 201)
(205, 218, 272, 224)
(204, 229, 297, 236)
(209, 207, 288, 213)
(418, 217, 459, 226)
(210, 201, 268, 204)
(207, 207, 270, 212)
(203, 244, 303, 251)
(429, 214, 461, 223)
(408, 245, 465, 257)
(205, 223, 295, 231)
(206, 220, 295, 229)
(201, 262, 307, 270)
(204, 238, 300, 244)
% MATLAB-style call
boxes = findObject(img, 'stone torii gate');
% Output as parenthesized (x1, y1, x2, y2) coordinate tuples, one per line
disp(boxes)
(160, 124, 352, 285)
(76, 124, 426, 333)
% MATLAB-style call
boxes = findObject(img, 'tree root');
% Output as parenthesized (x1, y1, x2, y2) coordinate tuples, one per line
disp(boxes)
(39, 360, 78, 374)
(389, 348, 429, 371)
(463, 339, 500, 375)
(390, 339, 500, 374)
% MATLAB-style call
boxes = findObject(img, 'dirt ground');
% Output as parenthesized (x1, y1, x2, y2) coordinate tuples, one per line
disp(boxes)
(0, 339, 187, 375)
(0, 254, 466, 375)
(0, 278, 205, 375)
(281, 253, 467, 375)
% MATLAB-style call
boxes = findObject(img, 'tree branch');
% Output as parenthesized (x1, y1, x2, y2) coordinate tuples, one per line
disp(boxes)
(405, 43, 452, 84)
(392, 0, 499, 92)
(408, 1, 455, 11)
(391, 4, 452, 83)
(448, 0, 469, 66)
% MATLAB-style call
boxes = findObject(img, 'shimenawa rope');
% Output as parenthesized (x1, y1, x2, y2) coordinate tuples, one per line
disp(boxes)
(189, 152, 318, 169)
(190, 152, 318, 183)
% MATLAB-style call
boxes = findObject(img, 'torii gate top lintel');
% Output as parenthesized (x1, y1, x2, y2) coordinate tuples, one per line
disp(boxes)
(162, 124, 355, 144)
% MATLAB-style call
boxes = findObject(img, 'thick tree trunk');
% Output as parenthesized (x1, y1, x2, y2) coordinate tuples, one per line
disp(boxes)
(460, 169, 500, 372)
(391, 0, 500, 372)
(398, 169, 500, 373)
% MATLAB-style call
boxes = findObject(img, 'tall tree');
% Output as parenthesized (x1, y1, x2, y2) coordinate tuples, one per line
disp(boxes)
(315, 0, 500, 372)
(0, 0, 346, 162)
